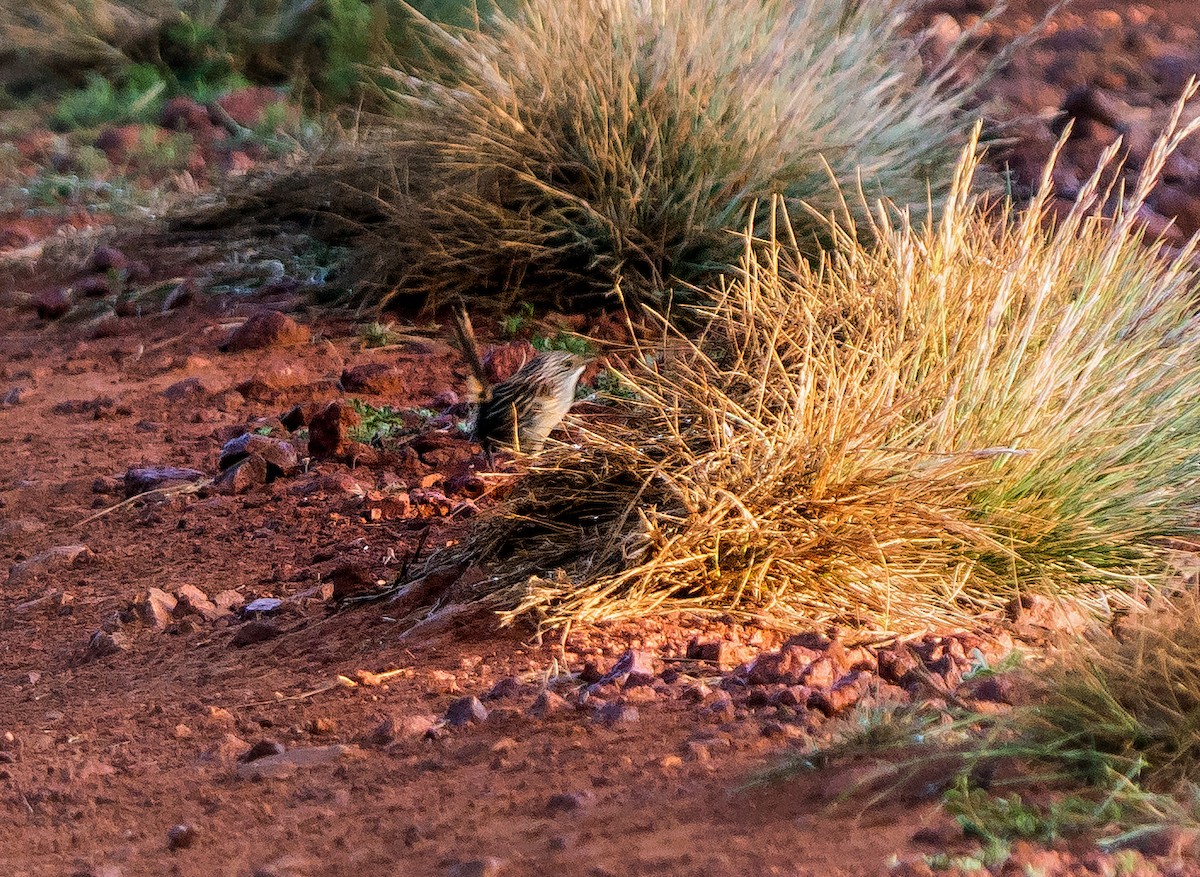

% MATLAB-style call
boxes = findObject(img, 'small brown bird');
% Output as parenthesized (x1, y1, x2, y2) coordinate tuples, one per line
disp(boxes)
(452, 305, 590, 456)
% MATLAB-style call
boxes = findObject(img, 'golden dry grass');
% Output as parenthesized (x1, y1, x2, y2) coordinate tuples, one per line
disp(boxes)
(412, 98, 1200, 636)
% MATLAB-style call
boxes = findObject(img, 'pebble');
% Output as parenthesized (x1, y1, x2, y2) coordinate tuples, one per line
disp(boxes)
(87, 630, 129, 658)
(445, 696, 489, 727)
(166, 823, 198, 851)
(7, 544, 93, 586)
(545, 790, 595, 813)
(528, 690, 569, 719)
(220, 310, 310, 353)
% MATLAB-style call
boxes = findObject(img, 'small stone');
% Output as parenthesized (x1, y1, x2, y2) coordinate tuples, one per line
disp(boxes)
(231, 620, 282, 647)
(91, 246, 128, 272)
(446, 858, 507, 877)
(305, 717, 336, 735)
(659, 754, 683, 768)
(213, 455, 268, 494)
(528, 690, 569, 719)
(340, 362, 407, 395)
(445, 696, 488, 727)
(235, 744, 363, 780)
(598, 649, 659, 688)
(173, 584, 223, 622)
(686, 639, 747, 670)
(220, 311, 310, 353)
(167, 823, 198, 851)
(307, 400, 360, 459)
(593, 703, 639, 725)
(240, 740, 286, 763)
(484, 677, 523, 700)
(162, 377, 211, 401)
(34, 288, 71, 319)
(0, 385, 32, 407)
(328, 563, 376, 601)
(242, 598, 283, 616)
(87, 630, 129, 658)
(218, 433, 299, 477)
(123, 466, 207, 497)
(367, 714, 437, 745)
(545, 790, 594, 813)
(135, 587, 178, 628)
(8, 544, 93, 586)
(213, 590, 243, 613)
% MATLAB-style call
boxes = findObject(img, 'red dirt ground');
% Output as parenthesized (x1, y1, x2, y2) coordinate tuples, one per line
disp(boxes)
(4, 2, 1200, 876)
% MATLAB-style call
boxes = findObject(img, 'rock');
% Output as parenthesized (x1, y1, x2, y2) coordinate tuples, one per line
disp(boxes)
(123, 466, 207, 497)
(7, 544, 92, 586)
(967, 675, 1017, 705)
(34, 288, 71, 320)
(597, 649, 659, 688)
(446, 859, 507, 877)
(166, 824, 198, 851)
(445, 696, 488, 727)
(240, 739, 286, 762)
(367, 714, 437, 745)
(162, 280, 196, 312)
(213, 455, 269, 494)
(234, 363, 316, 402)
(199, 733, 251, 765)
(161, 96, 218, 138)
(235, 744, 364, 780)
(242, 597, 283, 615)
(484, 677, 523, 700)
(90, 246, 128, 273)
(545, 791, 594, 813)
(213, 590, 243, 613)
(593, 703, 639, 725)
(686, 638, 748, 670)
(280, 403, 322, 431)
(445, 472, 487, 499)
(87, 630, 129, 658)
(340, 363, 407, 395)
(328, 563, 376, 601)
(218, 433, 299, 477)
(0, 385, 32, 407)
(809, 671, 869, 717)
(231, 620, 282, 647)
(162, 378, 211, 401)
(173, 584, 223, 622)
(77, 275, 111, 298)
(220, 311, 310, 353)
(528, 690, 569, 719)
(135, 587, 178, 628)
(307, 400, 360, 458)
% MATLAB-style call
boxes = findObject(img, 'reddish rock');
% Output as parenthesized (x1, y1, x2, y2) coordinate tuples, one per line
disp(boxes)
(340, 362, 407, 396)
(233, 364, 316, 402)
(87, 630, 129, 658)
(528, 690, 569, 719)
(94, 125, 145, 163)
(8, 544, 92, 586)
(162, 377, 211, 401)
(307, 400, 360, 458)
(90, 246, 128, 272)
(221, 311, 310, 353)
(218, 433, 300, 477)
(34, 288, 71, 320)
(173, 584, 223, 622)
(213, 455, 269, 494)
(366, 714, 437, 745)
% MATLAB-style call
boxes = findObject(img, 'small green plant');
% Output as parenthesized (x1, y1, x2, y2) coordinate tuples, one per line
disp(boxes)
(944, 777, 1123, 846)
(130, 129, 194, 174)
(532, 331, 594, 357)
(358, 321, 405, 349)
(348, 400, 440, 444)
(254, 426, 275, 436)
(52, 65, 167, 131)
(500, 302, 535, 338)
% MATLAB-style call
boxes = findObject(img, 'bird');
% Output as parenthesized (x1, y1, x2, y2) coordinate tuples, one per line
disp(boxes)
(451, 305, 590, 457)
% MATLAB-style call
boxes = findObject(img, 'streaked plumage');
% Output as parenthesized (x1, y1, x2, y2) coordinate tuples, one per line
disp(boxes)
(475, 350, 589, 453)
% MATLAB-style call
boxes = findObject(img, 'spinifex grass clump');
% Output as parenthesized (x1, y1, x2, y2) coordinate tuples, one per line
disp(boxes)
(215, 0, 993, 309)
(420, 107, 1200, 635)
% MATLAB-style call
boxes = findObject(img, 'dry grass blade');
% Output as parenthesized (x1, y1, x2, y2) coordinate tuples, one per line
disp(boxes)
(414, 89, 1200, 636)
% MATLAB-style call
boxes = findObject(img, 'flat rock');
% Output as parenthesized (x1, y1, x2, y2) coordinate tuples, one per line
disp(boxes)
(123, 466, 207, 498)
(235, 744, 364, 779)
(221, 310, 310, 353)
(7, 544, 93, 587)
(218, 433, 299, 477)
(340, 362, 407, 395)
(242, 597, 283, 615)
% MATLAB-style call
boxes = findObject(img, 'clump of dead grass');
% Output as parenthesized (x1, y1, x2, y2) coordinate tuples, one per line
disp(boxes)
(411, 99, 1200, 636)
